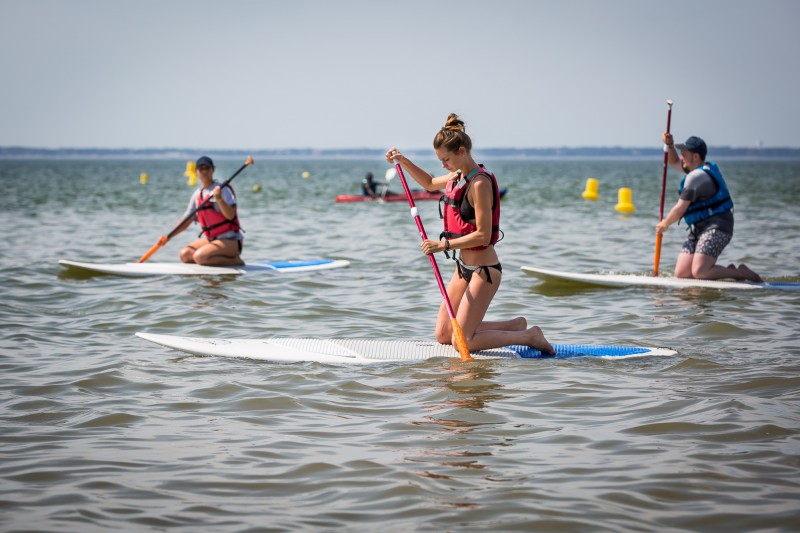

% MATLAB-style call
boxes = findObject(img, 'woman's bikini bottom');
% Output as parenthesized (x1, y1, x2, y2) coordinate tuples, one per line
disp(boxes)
(456, 258, 502, 284)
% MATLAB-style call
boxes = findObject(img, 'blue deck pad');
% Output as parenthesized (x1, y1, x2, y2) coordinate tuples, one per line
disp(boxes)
(505, 343, 652, 359)
(762, 282, 800, 289)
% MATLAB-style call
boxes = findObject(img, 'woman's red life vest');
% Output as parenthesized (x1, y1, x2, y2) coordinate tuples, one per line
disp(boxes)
(439, 165, 501, 251)
(196, 185, 241, 240)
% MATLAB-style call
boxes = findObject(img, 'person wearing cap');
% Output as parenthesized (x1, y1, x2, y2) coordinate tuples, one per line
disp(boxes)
(171, 156, 244, 266)
(656, 134, 761, 282)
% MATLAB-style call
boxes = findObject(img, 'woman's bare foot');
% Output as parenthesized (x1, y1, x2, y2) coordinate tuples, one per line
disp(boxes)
(737, 264, 762, 282)
(511, 317, 527, 331)
(525, 326, 555, 355)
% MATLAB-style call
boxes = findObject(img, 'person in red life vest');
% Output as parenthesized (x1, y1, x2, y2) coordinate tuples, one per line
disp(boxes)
(172, 156, 244, 266)
(386, 114, 554, 355)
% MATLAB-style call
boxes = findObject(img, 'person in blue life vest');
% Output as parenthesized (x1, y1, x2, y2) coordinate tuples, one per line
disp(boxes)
(386, 113, 554, 354)
(172, 156, 244, 266)
(656, 135, 762, 282)
(361, 172, 379, 197)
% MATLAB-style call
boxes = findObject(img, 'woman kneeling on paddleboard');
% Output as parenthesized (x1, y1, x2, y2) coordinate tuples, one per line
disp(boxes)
(386, 114, 554, 355)
(173, 156, 244, 266)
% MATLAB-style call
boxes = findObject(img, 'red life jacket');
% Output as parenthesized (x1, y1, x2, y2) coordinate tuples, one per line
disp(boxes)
(439, 165, 501, 251)
(196, 185, 241, 240)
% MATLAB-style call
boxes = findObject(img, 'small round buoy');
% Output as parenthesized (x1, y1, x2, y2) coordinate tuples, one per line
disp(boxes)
(581, 178, 599, 201)
(615, 187, 635, 214)
(140, 172, 148, 185)
(301, 171, 310, 179)
(252, 184, 262, 193)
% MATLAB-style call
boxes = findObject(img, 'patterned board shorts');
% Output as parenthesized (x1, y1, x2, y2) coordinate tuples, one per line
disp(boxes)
(681, 228, 732, 258)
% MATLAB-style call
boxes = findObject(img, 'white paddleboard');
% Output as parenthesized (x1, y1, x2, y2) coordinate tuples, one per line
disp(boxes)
(521, 266, 800, 291)
(59, 259, 350, 277)
(136, 332, 676, 365)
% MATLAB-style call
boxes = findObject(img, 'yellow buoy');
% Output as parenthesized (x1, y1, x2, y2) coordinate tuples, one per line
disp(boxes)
(185, 161, 197, 186)
(139, 172, 148, 185)
(184, 161, 196, 177)
(615, 187, 635, 214)
(581, 178, 599, 201)
(252, 184, 262, 193)
(301, 171, 310, 179)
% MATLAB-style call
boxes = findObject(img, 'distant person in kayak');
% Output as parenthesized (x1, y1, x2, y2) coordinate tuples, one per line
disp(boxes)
(172, 156, 244, 266)
(386, 113, 554, 355)
(656, 135, 761, 282)
(361, 172, 379, 198)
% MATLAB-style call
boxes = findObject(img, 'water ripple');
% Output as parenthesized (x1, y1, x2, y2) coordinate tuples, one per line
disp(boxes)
(2, 159, 799, 531)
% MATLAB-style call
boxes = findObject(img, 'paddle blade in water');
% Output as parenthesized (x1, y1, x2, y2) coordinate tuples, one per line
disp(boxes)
(653, 232, 663, 276)
(451, 317, 473, 361)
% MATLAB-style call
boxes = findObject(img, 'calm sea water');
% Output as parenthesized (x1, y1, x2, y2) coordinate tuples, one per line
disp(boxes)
(1, 157, 799, 532)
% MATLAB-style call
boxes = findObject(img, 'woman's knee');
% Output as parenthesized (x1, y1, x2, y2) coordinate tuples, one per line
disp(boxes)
(435, 329, 450, 344)
(179, 247, 195, 263)
(434, 322, 452, 344)
(192, 248, 211, 265)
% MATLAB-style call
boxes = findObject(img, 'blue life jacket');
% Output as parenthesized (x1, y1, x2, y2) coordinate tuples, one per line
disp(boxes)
(679, 161, 733, 226)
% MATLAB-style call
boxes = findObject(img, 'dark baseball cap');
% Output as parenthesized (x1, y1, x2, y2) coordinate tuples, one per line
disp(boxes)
(675, 136, 707, 159)
(196, 155, 214, 168)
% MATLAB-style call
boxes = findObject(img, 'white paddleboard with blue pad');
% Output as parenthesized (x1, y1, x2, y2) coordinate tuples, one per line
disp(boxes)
(521, 266, 800, 291)
(59, 259, 349, 277)
(136, 332, 676, 365)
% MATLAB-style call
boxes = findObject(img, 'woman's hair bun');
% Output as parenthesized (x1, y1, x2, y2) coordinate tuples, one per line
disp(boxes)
(443, 113, 465, 132)
(433, 112, 472, 152)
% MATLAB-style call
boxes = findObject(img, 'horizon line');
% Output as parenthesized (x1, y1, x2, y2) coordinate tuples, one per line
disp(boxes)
(2, 144, 798, 151)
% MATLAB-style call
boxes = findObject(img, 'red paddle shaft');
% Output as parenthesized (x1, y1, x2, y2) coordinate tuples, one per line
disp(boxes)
(659, 101, 673, 221)
(394, 162, 456, 317)
(393, 159, 472, 361)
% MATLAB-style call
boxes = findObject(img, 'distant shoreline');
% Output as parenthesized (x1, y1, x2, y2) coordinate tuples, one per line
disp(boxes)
(2, 146, 800, 160)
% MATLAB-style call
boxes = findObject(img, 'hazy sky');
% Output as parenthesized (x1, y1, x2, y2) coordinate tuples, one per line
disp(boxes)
(1, 0, 798, 150)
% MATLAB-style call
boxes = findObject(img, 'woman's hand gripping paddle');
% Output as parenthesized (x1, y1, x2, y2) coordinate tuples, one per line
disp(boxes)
(654, 101, 673, 276)
(138, 156, 254, 263)
(391, 156, 472, 362)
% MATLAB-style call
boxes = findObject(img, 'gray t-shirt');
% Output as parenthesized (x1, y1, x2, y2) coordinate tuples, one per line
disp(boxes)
(679, 167, 734, 234)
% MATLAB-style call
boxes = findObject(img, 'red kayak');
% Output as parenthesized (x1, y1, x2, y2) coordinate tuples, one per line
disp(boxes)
(335, 188, 507, 203)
